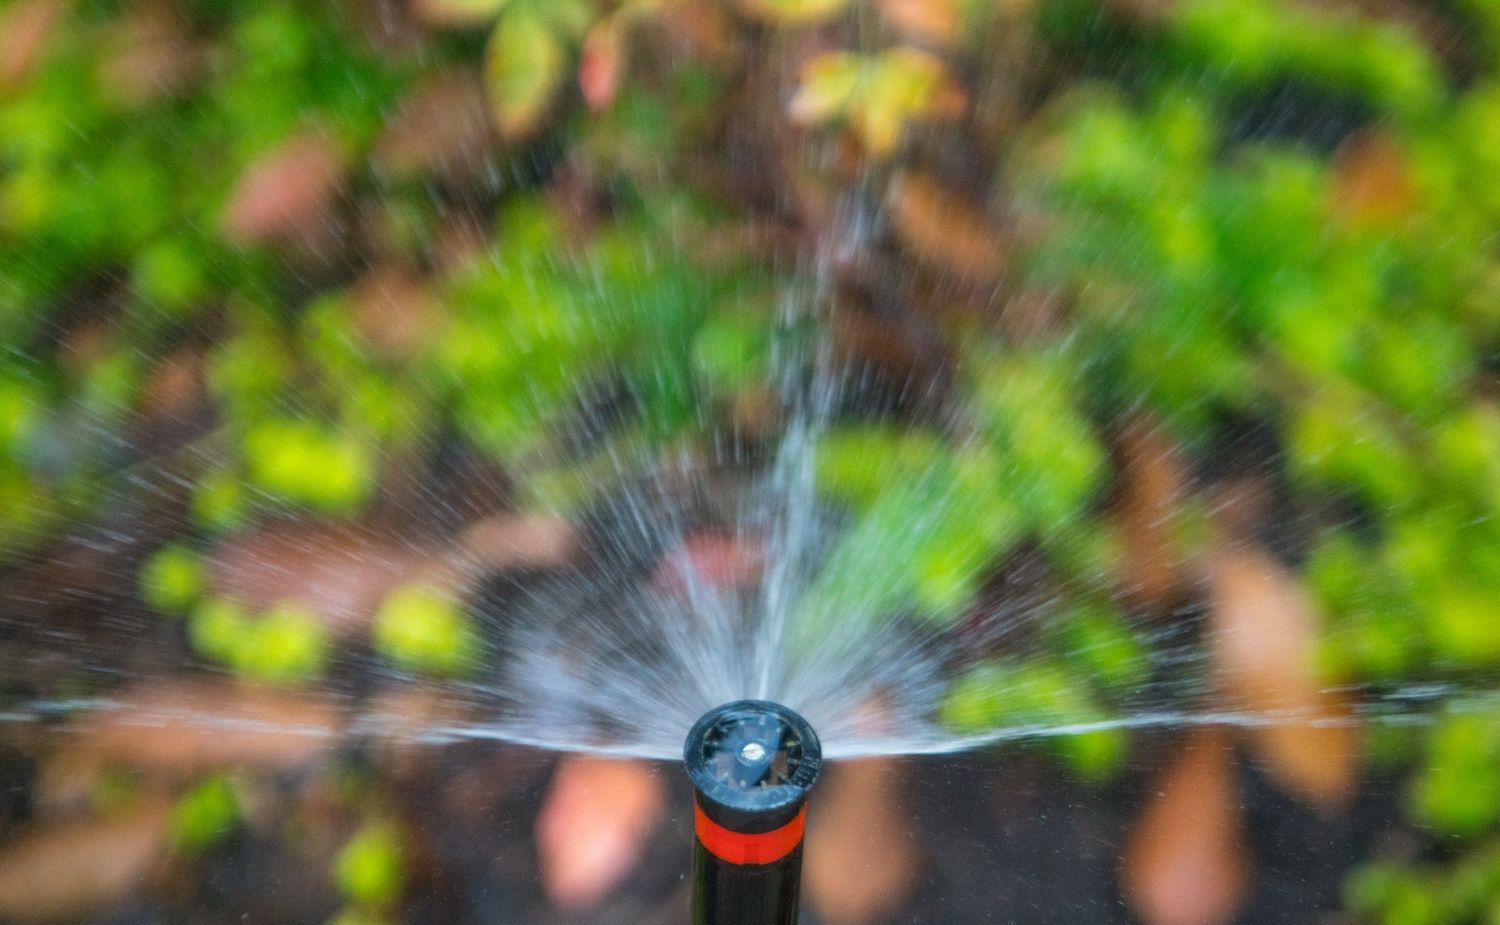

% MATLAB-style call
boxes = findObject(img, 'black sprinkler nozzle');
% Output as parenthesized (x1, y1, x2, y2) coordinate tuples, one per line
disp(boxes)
(684, 700, 822, 925)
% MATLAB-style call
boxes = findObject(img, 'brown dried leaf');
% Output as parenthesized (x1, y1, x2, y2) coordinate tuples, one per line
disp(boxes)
(221, 132, 347, 245)
(57, 318, 116, 381)
(878, 0, 959, 44)
(1208, 546, 1360, 812)
(653, 532, 764, 593)
(209, 521, 433, 638)
(535, 757, 665, 911)
(1121, 727, 1249, 925)
(374, 71, 495, 181)
(410, 0, 508, 28)
(136, 349, 205, 422)
(805, 757, 918, 925)
(995, 289, 1067, 340)
(1332, 131, 1415, 227)
(830, 308, 935, 384)
(337, 0, 424, 55)
(432, 211, 493, 271)
(348, 266, 443, 362)
(362, 685, 479, 775)
(1114, 417, 1190, 609)
(69, 681, 342, 773)
(0, 0, 63, 90)
(98, 1, 205, 109)
(730, 384, 780, 439)
(661, 0, 734, 61)
(887, 172, 1007, 287)
(456, 514, 578, 572)
(0, 804, 170, 924)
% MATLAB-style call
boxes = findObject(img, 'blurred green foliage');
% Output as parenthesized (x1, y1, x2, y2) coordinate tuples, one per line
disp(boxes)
(4, 0, 1500, 917)
(1347, 837, 1500, 925)
(190, 597, 328, 682)
(941, 657, 1128, 780)
(335, 821, 405, 908)
(140, 544, 207, 615)
(998, 0, 1500, 911)
(374, 584, 478, 677)
(172, 774, 241, 852)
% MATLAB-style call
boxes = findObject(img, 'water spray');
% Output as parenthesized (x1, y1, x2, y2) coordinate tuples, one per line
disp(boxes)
(684, 700, 822, 925)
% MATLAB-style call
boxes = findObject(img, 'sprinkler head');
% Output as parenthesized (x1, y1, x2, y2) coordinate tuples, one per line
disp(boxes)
(684, 701, 822, 924)
(685, 699, 821, 849)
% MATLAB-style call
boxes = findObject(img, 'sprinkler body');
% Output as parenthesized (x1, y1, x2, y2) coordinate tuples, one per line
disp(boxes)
(684, 700, 821, 925)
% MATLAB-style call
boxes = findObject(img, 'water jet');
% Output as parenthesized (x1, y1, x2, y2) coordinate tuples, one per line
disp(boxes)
(684, 700, 822, 925)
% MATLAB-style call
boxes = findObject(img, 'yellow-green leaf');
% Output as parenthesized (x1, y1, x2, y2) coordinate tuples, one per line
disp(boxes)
(737, 0, 851, 25)
(485, 11, 567, 140)
(789, 52, 862, 125)
(790, 47, 961, 156)
(335, 823, 404, 905)
(413, 0, 509, 27)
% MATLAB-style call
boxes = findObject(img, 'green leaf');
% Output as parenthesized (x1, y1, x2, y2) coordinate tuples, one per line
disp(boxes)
(788, 52, 863, 125)
(790, 48, 958, 155)
(736, 0, 851, 25)
(172, 775, 241, 851)
(814, 426, 947, 508)
(141, 545, 206, 615)
(237, 601, 329, 683)
(692, 310, 771, 392)
(1054, 601, 1148, 693)
(335, 823, 405, 906)
(189, 597, 251, 664)
(485, 10, 567, 140)
(192, 469, 248, 532)
(243, 420, 375, 512)
(374, 584, 478, 677)
(1414, 707, 1500, 837)
(940, 659, 1123, 778)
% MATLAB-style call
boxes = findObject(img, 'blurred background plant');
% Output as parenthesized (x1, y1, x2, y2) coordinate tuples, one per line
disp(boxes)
(3, 0, 1500, 922)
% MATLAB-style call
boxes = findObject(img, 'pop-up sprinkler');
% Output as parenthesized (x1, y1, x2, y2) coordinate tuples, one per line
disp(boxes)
(684, 700, 822, 925)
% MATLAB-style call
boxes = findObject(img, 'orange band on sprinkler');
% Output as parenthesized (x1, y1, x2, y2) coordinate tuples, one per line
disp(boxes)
(694, 803, 806, 865)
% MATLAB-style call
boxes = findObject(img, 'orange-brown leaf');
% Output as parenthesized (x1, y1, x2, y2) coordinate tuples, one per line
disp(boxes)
(209, 522, 431, 639)
(0, 805, 170, 924)
(1208, 547, 1360, 811)
(0, 0, 63, 90)
(347, 266, 443, 362)
(1121, 727, 1249, 925)
(221, 132, 346, 245)
(374, 71, 495, 182)
(98, 1, 205, 109)
(878, 0, 960, 44)
(653, 532, 765, 593)
(53, 681, 343, 779)
(136, 349, 206, 422)
(1114, 417, 1191, 609)
(535, 757, 665, 911)
(804, 757, 918, 925)
(887, 172, 1007, 287)
(456, 514, 579, 572)
(1332, 132, 1415, 227)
